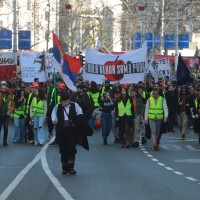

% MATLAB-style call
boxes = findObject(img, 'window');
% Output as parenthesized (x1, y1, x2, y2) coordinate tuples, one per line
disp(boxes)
(0, 0, 3, 7)
(27, 0, 31, 10)
(27, 22, 31, 29)
(45, 11, 49, 21)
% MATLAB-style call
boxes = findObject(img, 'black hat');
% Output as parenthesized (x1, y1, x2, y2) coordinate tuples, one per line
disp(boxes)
(77, 84, 84, 89)
(61, 92, 69, 101)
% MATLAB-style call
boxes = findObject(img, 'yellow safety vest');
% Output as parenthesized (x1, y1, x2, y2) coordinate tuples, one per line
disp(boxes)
(148, 96, 164, 119)
(87, 91, 100, 108)
(192, 99, 198, 119)
(32, 97, 45, 117)
(13, 99, 26, 118)
(26, 93, 33, 113)
(118, 99, 132, 116)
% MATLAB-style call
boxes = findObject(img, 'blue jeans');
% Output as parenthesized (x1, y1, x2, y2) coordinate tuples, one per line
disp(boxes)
(14, 117, 25, 141)
(33, 114, 45, 144)
(101, 112, 112, 139)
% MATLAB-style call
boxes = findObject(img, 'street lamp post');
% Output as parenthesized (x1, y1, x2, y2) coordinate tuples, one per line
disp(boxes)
(65, 4, 72, 54)
(13, 0, 17, 65)
(175, 0, 179, 71)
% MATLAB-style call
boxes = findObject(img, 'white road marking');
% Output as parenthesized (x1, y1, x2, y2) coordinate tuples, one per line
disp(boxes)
(140, 145, 200, 185)
(174, 159, 200, 163)
(165, 167, 174, 171)
(186, 145, 200, 152)
(0, 137, 73, 200)
(157, 162, 165, 166)
(0, 144, 45, 200)
(173, 171, 184, 175)
(185, 177, 198, 181)
(41, 149, 74, 200)
(151, 158, 158, 162)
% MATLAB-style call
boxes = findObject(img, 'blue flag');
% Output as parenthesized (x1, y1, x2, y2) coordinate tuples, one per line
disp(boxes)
(176, 54, 193, 86)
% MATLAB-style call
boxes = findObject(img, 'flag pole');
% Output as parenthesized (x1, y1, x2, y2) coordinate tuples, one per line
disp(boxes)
(53, 67, 56, 106)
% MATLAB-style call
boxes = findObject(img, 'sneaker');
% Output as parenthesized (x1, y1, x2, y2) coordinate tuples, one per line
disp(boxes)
(114, 138, 119, 143)
(132, 142, 139, 147)
(68, 169, 77, 175)
(47, 133, 52, 141)
(181, 134, 185, 139)
(49, 141, 57, 146)
(153, 144, 158, 151)
(141, 137, 147, 144)
(13, 140, 18, 143)
(28, 140, 34, 144)
(3, 142, 8, 146)
(103, 138, 107, 145)
(34, 142, 38, 146)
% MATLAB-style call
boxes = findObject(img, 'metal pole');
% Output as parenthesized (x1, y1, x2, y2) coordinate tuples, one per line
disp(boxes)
(13, 0, 17, 65)
(161, 0, 165, 52)
(70, 10, 73, 54)
(46, 1, 50, 52)
(175, 0, 179, 71)
(79, 15, 82, 52)
(141, 0, 145, 44)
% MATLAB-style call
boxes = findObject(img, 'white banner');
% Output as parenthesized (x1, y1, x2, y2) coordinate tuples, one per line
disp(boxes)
(20, 52, 60, 82)
(83, 45, 147, 84)
(147, 57, 170, 78)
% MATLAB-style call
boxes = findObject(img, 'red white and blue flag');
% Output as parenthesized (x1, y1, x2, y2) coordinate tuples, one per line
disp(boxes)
(52, 32, 82, 92)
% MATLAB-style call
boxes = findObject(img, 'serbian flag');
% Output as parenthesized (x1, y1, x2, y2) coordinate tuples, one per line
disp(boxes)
(60, 53, 82, 92)
(52, 32, 64, 64)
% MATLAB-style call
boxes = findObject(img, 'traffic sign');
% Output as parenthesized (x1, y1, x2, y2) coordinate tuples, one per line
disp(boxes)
(178, 34, 189, 49)
(164, 34, 175, 49)
(132, 33, 141, 49)
(18, 30, 31, 50)
(145, 33, 153, 49)
(0, 30, 12, 49)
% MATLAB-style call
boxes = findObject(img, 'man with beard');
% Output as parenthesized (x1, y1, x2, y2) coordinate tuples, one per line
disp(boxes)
(0, 81, 15, 146)
(165, 85, 178, 132)
(71, 84, 94, 121)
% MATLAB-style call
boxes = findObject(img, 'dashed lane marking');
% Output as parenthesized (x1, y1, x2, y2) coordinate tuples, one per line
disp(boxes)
(139, 145, 200, 185)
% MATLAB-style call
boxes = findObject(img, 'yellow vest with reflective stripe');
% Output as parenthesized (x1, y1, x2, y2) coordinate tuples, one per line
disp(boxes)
(192, 99, 198, 118)
(32, 97, 45, 117)
(148, 96, 164, 119)
(87, 91, 100, 108)
(26, 93, 33, 113)
(118, 99, 132, 116)
(13, 99, 26, 118)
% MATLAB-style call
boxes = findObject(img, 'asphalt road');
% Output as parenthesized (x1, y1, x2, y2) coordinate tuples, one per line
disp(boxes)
(0, 123, 200, 200)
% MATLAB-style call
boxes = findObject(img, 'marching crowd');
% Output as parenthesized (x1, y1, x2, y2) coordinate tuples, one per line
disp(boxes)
(1, 74, 200, 174)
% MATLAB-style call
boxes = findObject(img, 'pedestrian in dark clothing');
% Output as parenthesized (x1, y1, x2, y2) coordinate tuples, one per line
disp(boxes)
(99, 91, 114, 145)
(51, 92, 91, 175)
(165, 85, 178, 132)
(192, 90, 200, 144)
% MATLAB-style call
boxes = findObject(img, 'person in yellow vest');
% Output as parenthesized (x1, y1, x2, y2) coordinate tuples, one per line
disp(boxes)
(0, 81, 15, 146)
(145, 89, 168, 150)
(87, 81, 101, 129)
(13, 90, 26, 143)
(30, 88, 47, 146)
(115, 87, 134, 148)
(192, 90, 200, 144)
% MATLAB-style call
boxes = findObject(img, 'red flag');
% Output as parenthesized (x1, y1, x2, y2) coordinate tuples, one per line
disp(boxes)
(62, 53, 82, 74)
(52, 32, 65, 63)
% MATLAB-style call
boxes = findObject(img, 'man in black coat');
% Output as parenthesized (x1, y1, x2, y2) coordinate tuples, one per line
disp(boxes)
(165, 85, 178, 132)
(51, 92, 92, 175)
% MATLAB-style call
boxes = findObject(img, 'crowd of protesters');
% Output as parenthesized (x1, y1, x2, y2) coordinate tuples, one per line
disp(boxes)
(1, 72, 200, 173)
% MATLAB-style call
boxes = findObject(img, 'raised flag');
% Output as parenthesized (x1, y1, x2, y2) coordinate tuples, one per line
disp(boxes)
(52, 32, 64, 64)
(176, 53, 193, 86)
(60, 53, 82, 92)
